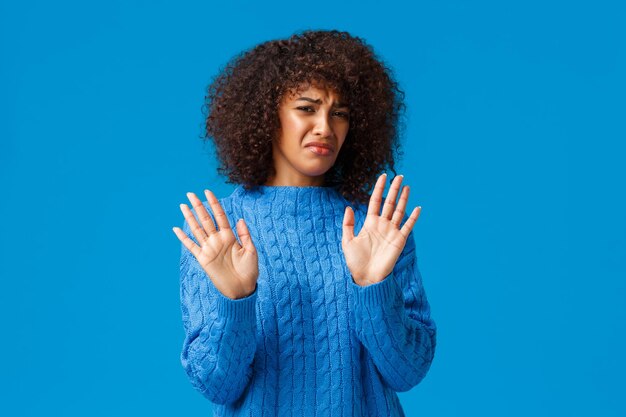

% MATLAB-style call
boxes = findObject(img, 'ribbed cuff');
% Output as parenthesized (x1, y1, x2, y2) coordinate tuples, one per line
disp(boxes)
(214, 285, 258, 321)
(351, 272, 402, 309)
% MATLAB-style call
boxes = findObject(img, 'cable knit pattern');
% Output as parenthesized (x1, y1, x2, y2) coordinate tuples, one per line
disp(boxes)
(178, 184, 437, 416)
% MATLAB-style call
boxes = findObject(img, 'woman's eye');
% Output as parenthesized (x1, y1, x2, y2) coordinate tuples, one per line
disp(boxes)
(296, 107, 349, 119)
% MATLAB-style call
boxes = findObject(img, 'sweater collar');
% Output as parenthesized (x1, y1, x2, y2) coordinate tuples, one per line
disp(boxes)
(233, 184, 347, 219)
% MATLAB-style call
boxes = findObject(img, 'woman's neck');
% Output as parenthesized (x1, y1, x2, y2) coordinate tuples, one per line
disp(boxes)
(263, 171, 326, 187)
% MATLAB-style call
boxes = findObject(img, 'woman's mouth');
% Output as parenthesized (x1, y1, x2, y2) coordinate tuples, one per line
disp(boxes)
(305, 142, 335, 156)
(307, 146, 333, 156)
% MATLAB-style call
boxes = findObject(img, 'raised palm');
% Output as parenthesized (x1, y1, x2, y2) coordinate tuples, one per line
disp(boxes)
(342, 173, 421, 286)
(172, 189, 258, 300)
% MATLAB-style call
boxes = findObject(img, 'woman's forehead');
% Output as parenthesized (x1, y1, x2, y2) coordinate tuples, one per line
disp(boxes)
(282, 82, 343, 102)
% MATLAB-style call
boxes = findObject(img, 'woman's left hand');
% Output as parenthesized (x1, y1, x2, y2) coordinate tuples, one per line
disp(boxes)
(342, 173, 421, 287)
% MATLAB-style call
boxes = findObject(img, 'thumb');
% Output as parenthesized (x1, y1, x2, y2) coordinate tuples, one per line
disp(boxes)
(342, 206, 355, 246)
(236, 219, 255, 252)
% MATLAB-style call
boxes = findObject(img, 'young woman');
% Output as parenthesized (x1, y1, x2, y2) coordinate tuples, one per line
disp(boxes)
(172, 29, 437, 416)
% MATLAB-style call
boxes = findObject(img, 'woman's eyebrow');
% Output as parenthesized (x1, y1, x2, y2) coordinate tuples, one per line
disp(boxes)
(295, 97, 349, 108)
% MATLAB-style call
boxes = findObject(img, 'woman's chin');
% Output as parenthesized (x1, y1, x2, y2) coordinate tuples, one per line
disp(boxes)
(300, 165, 333, 178)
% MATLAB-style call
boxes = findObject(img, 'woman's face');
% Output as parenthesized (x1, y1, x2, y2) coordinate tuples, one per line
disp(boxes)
(266, 83, 350, 186)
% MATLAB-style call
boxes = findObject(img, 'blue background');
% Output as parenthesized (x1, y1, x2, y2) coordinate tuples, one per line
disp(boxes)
(2, 1, 624, 415)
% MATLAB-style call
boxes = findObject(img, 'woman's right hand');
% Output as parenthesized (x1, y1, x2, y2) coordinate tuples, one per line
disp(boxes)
(172, 189, 259, 300)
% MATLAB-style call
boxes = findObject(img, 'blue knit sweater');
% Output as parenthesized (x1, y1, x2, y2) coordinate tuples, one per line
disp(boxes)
(178, 184, 436, 416)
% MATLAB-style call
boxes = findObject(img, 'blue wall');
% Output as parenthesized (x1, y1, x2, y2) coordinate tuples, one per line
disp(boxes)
(1, 1, 624, 415)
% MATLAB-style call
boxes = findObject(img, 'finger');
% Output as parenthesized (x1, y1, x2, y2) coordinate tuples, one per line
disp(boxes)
(187, 192, 217, 236)
(236, 219, 255, 253)
(381, 174, 404, 219)
(391, 185, 409, 227)
(172, 226, 204, 262)
(367, 173, 387, 217)
(180, 203, 208, 244)
(400, 206, 421, 238)
(205, 189, 232, 232)
(342, 206, 355, 245)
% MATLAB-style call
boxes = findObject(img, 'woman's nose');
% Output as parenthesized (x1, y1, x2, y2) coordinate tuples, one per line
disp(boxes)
(312, 112, 333, 138)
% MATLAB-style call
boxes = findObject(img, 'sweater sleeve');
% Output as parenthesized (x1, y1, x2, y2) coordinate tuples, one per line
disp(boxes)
(179, 213, 258, 405)
(349, 226, 437, 392)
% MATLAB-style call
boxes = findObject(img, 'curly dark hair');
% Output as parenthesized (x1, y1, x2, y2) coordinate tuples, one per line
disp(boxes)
(201, 29, 407, 205)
